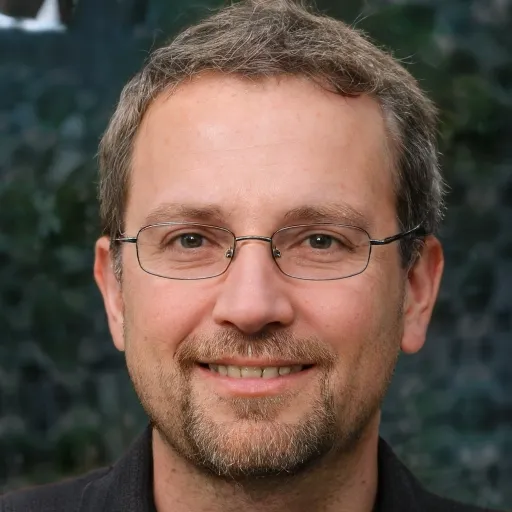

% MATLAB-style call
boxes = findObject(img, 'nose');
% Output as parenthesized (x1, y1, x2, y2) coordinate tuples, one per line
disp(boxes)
(212, 240, 295, 335)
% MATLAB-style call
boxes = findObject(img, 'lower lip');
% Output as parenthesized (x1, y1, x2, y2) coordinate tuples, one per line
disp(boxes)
(196, 365, 315, 397)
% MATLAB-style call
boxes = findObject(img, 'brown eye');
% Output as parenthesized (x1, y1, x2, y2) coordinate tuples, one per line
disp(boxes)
(180, 234, 204, 248)
(308, 234, 333, 249)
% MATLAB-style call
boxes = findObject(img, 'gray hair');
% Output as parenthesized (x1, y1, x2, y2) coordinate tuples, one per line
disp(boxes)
(99, 0, 445, 271)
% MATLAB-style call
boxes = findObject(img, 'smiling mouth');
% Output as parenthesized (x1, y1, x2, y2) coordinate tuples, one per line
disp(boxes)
(198, 363, 314, 379)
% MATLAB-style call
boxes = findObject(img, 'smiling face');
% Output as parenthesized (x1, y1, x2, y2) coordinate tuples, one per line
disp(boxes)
(95, 74, 441, 480)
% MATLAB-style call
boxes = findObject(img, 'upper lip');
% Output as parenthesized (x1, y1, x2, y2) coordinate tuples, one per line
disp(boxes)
(198, 358, 313, 367)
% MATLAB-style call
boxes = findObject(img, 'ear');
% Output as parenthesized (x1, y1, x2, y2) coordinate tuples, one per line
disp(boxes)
(94, 236, 125, 352)
(401, 236, 444, 354)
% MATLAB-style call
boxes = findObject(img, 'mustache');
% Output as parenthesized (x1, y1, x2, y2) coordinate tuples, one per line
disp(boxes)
(175, 329, 337, 368)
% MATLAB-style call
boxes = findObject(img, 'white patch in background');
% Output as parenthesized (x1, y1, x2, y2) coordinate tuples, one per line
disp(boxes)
(0, 0, 65, 32)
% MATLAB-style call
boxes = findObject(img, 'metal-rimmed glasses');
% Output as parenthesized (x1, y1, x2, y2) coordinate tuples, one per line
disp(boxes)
(114, 222, 427, 281)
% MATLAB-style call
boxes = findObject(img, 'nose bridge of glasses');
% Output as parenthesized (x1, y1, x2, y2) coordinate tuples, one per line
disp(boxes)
(227, 235, 277, 259)
(234, 235, 273, 243)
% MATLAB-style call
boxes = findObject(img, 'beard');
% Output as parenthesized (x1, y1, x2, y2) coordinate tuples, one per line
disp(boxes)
(125, 327, 400, 482)
(180, 383, 338, 479)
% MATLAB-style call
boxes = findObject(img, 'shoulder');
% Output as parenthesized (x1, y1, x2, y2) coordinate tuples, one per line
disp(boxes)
(400, 460, 504, 512)
(420, 488, 503, 512)
(0, 466, 111, 512)
(377, 437, 505, 512)
(402, 462, 504, 512)
(1, 427, 154, 512)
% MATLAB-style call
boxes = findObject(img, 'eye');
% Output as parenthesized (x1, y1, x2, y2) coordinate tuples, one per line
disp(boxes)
(308, 234, 334, 249)
(179, 233, 204, 248)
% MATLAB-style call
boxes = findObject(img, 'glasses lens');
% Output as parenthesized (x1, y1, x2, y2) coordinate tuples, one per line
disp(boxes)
(272, 224, 371, 280)
(136, 224, 234, 279)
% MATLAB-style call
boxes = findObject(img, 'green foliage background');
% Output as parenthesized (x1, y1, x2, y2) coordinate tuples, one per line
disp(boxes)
(0, 0, 510, 508)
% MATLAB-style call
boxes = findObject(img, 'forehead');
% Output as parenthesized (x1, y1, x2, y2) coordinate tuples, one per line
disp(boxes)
(128, 74, 396, 232)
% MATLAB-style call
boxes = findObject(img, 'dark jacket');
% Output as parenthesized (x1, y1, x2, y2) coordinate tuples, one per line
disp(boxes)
(0, 427, 503, 512)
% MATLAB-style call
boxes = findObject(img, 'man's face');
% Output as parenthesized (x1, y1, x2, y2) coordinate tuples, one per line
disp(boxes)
(99, 75, 413, 479)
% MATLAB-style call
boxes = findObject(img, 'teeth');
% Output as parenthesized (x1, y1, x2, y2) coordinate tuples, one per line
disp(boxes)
(227, 365, 241, 378)
(208, 364, 304, 378)
(262, 367, 279, 379)
(241, 367, 263, 378)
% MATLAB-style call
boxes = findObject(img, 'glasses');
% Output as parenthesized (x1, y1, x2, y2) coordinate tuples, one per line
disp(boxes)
(115, 222, 426, 281)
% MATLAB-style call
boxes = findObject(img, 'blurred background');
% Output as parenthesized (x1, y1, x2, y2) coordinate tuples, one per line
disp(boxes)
(0, 0, 510, 508)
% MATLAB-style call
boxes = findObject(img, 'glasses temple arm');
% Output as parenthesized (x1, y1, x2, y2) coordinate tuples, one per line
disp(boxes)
(369, 224, 428, 246)
(113, 237, 137, 244)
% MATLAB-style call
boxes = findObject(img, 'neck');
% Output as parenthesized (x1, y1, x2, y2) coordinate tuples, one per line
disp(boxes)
(152, 416, 380, 512)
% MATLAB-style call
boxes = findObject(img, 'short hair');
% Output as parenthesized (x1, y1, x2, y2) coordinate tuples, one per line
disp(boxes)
(98, 0, 445, 271)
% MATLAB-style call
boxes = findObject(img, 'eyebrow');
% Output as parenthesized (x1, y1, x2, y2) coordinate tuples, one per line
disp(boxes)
(143, 203, 226, 226)
(143, 202, 371, 231)
(283, 204, 371, 230)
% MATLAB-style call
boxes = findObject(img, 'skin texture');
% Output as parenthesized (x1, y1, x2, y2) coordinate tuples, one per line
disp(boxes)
(94, 74, 444, 512)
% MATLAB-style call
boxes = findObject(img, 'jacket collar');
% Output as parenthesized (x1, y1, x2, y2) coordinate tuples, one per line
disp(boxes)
(376, 437, 424, 512)
(78, 425, 155, 512)
(79, 426, 425, 512)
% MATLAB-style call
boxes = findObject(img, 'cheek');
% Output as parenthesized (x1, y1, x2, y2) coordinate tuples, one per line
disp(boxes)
(123, 265, 214, 353)
(297, 273, 400, 356)
(300, 283, 374, 339)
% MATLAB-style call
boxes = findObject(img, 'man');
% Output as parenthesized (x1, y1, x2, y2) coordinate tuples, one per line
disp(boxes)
(1, 1, 503, 511)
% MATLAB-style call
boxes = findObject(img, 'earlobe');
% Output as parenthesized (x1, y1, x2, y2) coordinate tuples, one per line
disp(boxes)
(401, 236, 444, 354)
(94, 236, 126, 352)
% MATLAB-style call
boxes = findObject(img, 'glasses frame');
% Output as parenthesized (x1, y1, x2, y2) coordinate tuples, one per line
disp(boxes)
(114, 222, 428, 281)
